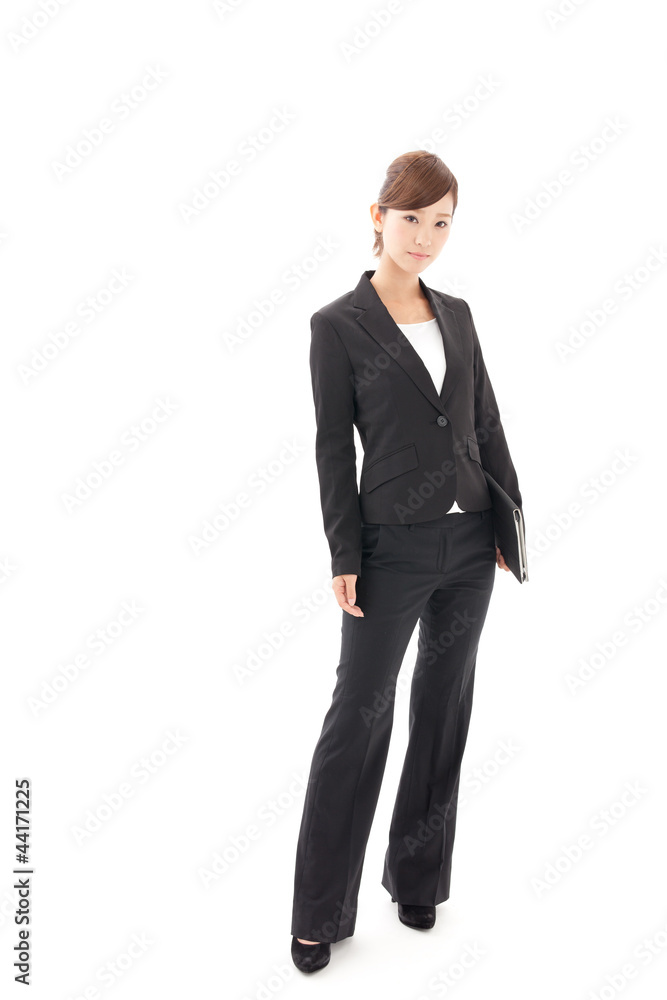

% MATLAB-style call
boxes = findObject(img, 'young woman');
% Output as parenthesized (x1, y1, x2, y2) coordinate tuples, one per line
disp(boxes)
(290, 150, 524, 973)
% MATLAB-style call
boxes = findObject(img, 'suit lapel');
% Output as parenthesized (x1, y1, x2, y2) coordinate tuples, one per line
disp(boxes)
(352, 269, 463, 413)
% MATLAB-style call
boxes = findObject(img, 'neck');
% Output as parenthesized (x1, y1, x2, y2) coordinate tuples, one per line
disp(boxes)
(369, 257, 426, 303)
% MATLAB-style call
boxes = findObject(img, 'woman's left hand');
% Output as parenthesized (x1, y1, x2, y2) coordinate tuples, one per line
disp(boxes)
(496, 546, 510, 571)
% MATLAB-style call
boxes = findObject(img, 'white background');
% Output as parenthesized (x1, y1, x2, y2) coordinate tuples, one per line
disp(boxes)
(1, 0, 666, 996)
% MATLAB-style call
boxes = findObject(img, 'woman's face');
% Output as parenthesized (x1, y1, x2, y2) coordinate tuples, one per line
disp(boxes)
(372, 190, 455, 272)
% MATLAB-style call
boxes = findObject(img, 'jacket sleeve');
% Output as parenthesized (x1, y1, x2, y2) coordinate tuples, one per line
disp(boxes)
(466, 300, 524, 512)
(309, 310, 363, 578)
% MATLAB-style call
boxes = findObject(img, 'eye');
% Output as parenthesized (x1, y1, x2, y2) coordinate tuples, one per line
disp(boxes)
(404, 215, 448, 228)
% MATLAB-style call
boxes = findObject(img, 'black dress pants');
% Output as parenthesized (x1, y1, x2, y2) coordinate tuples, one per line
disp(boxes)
(291, 508, 496, 943)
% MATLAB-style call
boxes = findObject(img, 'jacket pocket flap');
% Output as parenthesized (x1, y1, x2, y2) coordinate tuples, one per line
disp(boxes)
(363, 443, 419, 492)
(467, 436, 482, 464)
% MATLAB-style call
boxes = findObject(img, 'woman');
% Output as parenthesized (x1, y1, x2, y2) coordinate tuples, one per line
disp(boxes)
(290, 150, 524, 973)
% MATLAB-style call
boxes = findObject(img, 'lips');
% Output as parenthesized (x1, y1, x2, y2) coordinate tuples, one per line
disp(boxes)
(408, 252, 429, 258)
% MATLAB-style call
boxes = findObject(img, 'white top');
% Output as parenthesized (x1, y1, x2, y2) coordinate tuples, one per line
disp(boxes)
(395, 317, 445, 394)
(395, 317, 466, 514)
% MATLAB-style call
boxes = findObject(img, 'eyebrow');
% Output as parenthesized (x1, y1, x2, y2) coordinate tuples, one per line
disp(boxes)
(408, 210, 452, 218)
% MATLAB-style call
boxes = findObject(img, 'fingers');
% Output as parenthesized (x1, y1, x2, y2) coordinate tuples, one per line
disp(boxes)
(332, 575, 364, 617)
(495, 546, 510, 571)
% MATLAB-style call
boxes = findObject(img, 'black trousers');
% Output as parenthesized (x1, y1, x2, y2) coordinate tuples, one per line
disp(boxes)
(290, 508, 497, 943)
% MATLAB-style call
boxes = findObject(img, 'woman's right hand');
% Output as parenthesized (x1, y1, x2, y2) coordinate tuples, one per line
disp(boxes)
(333, 575, 364, 617)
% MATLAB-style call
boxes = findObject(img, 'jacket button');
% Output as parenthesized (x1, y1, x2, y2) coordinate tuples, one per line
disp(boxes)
(437, 415, 448, 426)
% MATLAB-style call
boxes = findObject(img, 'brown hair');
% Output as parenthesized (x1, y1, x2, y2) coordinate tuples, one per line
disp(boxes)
(372, 151, 458, 258)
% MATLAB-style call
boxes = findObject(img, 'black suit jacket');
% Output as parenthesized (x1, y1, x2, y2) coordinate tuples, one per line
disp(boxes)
(310, 269, 523, 578)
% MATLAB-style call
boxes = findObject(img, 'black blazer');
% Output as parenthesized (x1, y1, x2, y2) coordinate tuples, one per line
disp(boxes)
(310, 269, 523, 578)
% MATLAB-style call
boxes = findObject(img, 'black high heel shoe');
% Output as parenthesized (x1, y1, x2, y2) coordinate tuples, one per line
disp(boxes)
(291, 936, 331, 973)
(391, 898, 436, 930)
